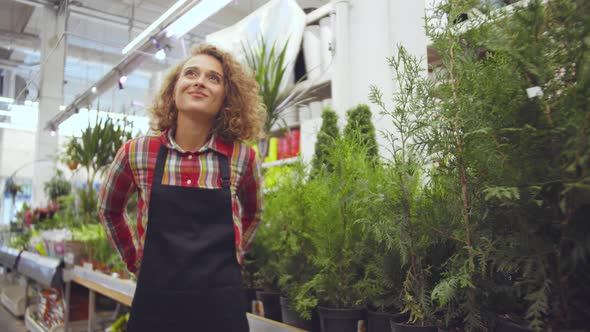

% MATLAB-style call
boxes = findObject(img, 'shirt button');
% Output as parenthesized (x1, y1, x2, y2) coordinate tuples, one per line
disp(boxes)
(187, 179, 192, 185)
(188, 155, 193, 160)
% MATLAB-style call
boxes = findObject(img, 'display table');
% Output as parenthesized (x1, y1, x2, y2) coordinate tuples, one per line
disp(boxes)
(70, 266, 308, 332)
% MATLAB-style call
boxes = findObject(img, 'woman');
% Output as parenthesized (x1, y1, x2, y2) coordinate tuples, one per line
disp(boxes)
(98, 44, 265, 331)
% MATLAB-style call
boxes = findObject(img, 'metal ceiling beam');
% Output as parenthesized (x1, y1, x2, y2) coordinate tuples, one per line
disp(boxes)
(0, 30, 169, 73)
(9, 0, 59, 9)
(0, 29, 39, 50)
(46, 0, 209, 129)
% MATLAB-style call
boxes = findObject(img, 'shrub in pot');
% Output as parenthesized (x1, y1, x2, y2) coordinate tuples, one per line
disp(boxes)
(295, 136, 379, 332)
(425, 0, 590, 330)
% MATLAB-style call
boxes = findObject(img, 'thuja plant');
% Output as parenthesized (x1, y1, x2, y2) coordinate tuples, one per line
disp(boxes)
(368, 46, 440, 325)
(311, 107, 340, 176)
(296, 136, 377, 315)
(343, 104, 379, 163)
(426, 0, 590, 330)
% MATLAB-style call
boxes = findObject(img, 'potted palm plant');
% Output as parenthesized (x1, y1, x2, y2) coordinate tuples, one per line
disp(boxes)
(241, 37, 324, 157)
(64, 112, 132, 224)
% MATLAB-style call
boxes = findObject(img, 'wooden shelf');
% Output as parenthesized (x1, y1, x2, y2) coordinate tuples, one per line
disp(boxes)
(247, 313, 308, 332)
(71, 267, 308, 331)
(72, 266, 135, 307)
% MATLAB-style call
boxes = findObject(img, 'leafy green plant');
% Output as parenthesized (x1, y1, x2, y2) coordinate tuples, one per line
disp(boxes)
(343, 104, 379, 163)
(296, 136, 376, 315)
(311, 107, 340, 176)
(43, 169, 71, 202)
(368, 45, 441, 324)
(64, 112, 132, 224)
(423, 0, 590, 330)
(242, 37, 320, 135)
(64, 115, 132, 191)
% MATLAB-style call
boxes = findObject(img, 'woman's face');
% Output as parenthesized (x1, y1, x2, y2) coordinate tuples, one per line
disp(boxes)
(174, 54, 226, 120)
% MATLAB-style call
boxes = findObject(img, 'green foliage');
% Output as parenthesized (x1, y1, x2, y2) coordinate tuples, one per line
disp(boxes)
(311, 107, 340, 176)
(242, 37, 317, 134)
(368, 44, 443, 324)
(423, 0, 590, 330)
(249, 162, 317, 300)
(297, 136, 377, 313)
(343, 104, 379, 162)
(64, 112, 132, 225)
(43, 169, 71, 202)
(64, 114, 132, 191)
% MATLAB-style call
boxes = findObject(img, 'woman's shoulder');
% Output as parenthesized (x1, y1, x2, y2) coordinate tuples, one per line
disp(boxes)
(226, 140, 259, 162)
(122, 132, 165, 153)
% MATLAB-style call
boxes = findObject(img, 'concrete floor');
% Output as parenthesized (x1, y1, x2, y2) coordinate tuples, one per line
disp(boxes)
(0, 304, 26, 332)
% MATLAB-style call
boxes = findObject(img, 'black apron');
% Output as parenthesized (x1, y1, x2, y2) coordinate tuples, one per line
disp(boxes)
(127, 145, 249, 332)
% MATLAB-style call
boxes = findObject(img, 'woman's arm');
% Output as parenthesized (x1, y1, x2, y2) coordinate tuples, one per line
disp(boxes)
(238, 149, 263, 257)
(97, 141, 139, 274)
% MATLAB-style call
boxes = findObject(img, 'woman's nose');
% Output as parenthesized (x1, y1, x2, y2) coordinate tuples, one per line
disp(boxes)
(193, 74, 206, 86)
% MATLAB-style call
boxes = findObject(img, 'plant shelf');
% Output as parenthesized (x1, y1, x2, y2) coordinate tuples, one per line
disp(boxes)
(17, 251, 63, 287)
(25, 304, 89, 332)
(72, 266, 135, 306)
(262, 157, 299, 169)
(1, 284, 26, 316)
(0, 246, 21, 269)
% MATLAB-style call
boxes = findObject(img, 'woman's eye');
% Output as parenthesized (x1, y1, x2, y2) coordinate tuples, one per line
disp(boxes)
(186, 70, 197, 77)
(208, 74, 220, 83)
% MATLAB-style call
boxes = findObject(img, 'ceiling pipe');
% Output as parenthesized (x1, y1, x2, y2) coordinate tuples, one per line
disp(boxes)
(9, 0, 58, 9)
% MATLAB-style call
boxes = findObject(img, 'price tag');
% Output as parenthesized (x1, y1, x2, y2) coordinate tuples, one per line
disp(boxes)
(526, 86, 543, 99)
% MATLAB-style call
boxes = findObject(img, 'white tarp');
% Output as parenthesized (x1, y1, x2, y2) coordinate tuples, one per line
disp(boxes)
(206, 0, 306, 89)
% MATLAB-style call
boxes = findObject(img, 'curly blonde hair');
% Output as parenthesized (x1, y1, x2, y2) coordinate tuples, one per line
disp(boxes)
(150, 44, 266, 142)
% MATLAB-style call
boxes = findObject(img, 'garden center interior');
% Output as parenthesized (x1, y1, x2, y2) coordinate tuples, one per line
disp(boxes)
(0, 0, 588, 331)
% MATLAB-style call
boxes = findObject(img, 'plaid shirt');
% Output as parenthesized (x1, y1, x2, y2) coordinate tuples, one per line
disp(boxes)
(97, 129, 263, 273)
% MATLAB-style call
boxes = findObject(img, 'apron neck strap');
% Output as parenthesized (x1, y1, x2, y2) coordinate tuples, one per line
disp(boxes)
(153, 144, 231, 189)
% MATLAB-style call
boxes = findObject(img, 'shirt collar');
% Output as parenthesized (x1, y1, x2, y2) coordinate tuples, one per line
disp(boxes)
(162, 128, 225, 155)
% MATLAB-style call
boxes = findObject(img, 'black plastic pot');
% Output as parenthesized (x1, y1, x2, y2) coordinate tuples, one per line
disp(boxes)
(318, 306, 365, 332)
(390, 320, 438, 332)
(494, 318, 533, 332)
(256, 290, 282, 322)
(243, 288, 259, 313)
(367, 310, 399, 332)
(280, 296, 314, 331)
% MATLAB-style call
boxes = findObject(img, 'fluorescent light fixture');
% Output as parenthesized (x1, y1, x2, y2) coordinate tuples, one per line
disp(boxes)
(122, 0, 190, 54)
(0, 110, 11, 117)
(24, 100, 33, 106)
(0, 97, 14, 103)
(165, 0, 233, 39)
(155, 49, 166, 61)
(91, 86, 97, 93)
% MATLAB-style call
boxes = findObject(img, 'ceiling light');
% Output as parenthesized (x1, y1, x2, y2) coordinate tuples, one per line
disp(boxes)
(0, 97, 14, 103)
(91, 86, 97, 94)
(122, 0, 190, 54)
(118, 75, 128, 90)
(165, 0, 233, 39)
(59, 105, 66, 111)
(155, 49, 167, 61)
